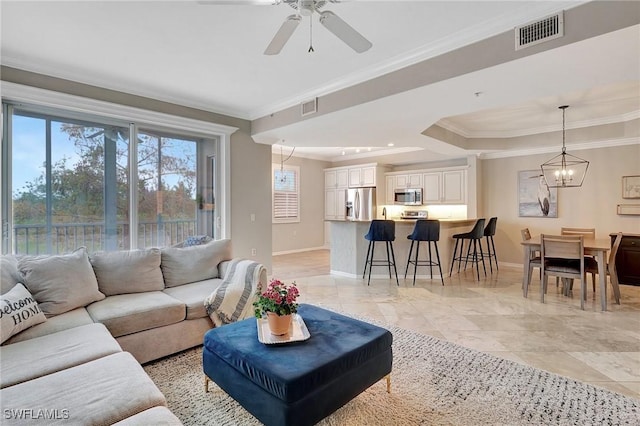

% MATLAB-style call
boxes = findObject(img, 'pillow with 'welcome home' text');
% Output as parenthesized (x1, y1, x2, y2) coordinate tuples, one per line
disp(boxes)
(1, 283, 47, 344)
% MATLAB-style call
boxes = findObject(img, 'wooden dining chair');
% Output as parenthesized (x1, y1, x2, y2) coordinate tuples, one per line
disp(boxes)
(561, 227, 597, 291)
(560, 227, 596, 239)
(540, 234, 588, 310)
(586, 232, 622, 305)
(521, 228, 541, 288)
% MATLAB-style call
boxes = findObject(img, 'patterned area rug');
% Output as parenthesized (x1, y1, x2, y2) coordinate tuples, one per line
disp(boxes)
(145, 321, 640, 425)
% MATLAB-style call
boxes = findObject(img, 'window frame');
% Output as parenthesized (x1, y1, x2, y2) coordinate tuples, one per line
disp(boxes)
(272, 163, 300, 224)
(1, 81, 237, 254)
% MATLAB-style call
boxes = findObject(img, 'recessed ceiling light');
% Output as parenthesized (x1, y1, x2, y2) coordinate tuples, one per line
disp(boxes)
(387, 143, 394, 147)
(341, 150, 345, 155)
(356, 148, 360, 153)
(367, 148, 372, 152)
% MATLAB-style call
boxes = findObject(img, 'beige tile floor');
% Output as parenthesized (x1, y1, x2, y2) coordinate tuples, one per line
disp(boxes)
(271, 250, 640, 399)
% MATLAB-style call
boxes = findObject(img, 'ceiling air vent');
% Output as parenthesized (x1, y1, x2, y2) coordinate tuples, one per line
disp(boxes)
(301, 98, 317, 117)
(515, 11, 564, 50)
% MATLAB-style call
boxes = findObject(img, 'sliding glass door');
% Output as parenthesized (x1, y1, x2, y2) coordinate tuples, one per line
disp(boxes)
(2, 103, 220, 255)
(9, 109, 129, 254)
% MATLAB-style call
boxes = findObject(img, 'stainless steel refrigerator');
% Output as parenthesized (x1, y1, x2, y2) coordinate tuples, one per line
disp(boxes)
(345, 187, 376, 221)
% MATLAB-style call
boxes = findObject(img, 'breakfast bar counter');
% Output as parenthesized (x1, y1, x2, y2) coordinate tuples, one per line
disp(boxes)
(328, 219, 477, 280)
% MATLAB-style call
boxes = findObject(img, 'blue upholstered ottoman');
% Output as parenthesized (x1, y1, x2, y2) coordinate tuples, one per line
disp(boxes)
(203, 304, 393, 426)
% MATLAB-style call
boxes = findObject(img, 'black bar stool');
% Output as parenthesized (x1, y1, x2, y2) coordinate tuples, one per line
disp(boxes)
(404, 219, 444, 286)
(449, 218, 486, 280)
(363, 220, 399, 286)
(483, 217, 498, 273)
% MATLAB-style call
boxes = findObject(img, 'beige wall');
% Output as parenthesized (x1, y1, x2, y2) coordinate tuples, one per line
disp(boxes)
(271, 155, 330, 254)
(482, 143, 640, 266)
(1, 66, 274, 271)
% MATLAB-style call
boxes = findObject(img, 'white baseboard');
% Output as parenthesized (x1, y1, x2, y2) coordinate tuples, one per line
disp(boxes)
(272, 246, 328, 256)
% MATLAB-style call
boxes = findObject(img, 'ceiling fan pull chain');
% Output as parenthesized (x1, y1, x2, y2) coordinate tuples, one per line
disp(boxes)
(308, 16, 314, 53)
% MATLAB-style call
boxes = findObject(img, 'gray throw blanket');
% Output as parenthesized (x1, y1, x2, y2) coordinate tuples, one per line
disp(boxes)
(204, 259, 264, 327)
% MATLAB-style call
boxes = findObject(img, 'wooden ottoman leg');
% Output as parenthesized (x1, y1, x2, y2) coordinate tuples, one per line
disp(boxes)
(386, 374, 391, 393)
(204, 376, 210, 393)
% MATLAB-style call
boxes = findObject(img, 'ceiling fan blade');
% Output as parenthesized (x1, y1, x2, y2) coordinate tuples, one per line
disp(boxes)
(264, 14, 301, 55)
(319, 10, 372, 53)
(198, 1, 281, 5)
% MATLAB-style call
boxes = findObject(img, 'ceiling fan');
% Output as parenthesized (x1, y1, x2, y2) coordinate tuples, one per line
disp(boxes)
(200, 0, 372, 55)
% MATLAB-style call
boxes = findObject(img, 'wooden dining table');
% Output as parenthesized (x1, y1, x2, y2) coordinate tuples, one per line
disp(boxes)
(521, 236, 612, 311)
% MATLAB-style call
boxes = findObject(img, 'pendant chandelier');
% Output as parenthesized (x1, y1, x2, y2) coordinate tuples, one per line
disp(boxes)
(540, 105, 589, 188)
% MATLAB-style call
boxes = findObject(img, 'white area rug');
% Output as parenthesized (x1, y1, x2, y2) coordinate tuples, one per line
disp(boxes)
(145, 322, 640, 425)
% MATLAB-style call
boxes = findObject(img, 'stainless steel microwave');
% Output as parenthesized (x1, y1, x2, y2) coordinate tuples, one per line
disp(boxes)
(394, 188, 423, 205)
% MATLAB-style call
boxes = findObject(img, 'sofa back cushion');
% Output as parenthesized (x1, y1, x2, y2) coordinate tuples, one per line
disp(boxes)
(161, 239, 231, 288)
(0, 283, 47, 344)
(18, 247, 105, 317)
(1, 255, 22, 295)
(90, 249, 164, 296)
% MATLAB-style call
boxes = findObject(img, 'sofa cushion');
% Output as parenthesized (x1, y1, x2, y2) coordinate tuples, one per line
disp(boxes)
(0, 255, 22, 295)
(112, 406, 183, 425)
(0, 283, 47, 344)
(86, 292, 185, 338)
(161, 239, 231, 287)
(90, 248, 164, 296)
(18, 247, 105, 317)
(0, 352, 167, 425)
(0, 323, 121, 388)
(163, 278, 222, 320)
(3, 307, 94, 345)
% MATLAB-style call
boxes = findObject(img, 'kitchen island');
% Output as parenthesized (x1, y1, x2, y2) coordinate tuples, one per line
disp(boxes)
(328, 219, 478, 280)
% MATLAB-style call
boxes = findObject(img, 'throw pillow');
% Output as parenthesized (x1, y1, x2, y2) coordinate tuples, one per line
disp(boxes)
(18, 247, 105, 317)
(90, 248, 164, 296)
(0, 283, 47, 344)
(1, 255, 22, 295)
(161, 239, 231, 288)
(183, 235, 212, 247)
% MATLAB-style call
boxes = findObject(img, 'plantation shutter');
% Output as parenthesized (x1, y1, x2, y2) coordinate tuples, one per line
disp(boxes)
(273, 165, 299, 223)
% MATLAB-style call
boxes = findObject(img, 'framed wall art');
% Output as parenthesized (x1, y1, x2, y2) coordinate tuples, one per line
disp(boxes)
(518, 170, 558, 218)
(622, 175, 640, 199)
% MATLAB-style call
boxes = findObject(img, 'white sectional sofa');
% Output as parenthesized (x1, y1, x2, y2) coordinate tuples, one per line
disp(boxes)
(0, 238, 266, 425)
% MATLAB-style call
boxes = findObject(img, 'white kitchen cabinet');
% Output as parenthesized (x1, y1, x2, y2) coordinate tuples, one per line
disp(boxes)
(422, 169, 466, 204)
(325, 169, 348, 189)
(386, 176, 395, 204)
(349, 166, 376, 187)
(395, 173, 422, 189)
(324, 168, 348, 219)
(324, 188, 346, 220)
(442, 170, 465, 203)
(422, 172, 442, 203)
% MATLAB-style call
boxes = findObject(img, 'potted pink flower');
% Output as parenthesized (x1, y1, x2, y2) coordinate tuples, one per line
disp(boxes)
(254, 279, 300, 335)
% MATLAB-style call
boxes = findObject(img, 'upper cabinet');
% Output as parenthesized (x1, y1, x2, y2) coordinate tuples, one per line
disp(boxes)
(394, 173, 422, 189)
(348, 166, 376, 187)
(385, 167, 467, 205)
(423, 169, 466, 204)
(325, 169, 349, 189)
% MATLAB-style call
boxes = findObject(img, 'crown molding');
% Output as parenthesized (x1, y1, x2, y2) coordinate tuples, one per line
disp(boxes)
(0, 81, 239, 137)
(479, 137, 639, 160)
(438, 110, 640, 139)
